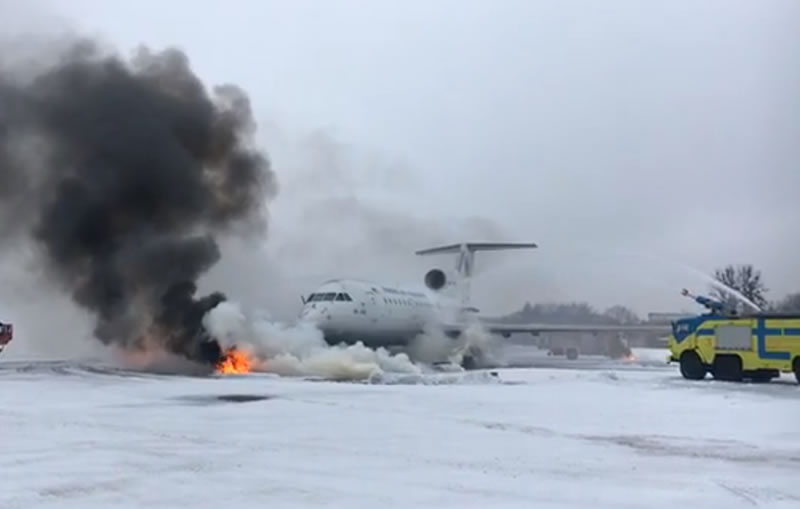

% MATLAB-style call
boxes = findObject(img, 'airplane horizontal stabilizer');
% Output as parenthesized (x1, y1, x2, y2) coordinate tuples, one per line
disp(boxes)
(415, 242, 538, 256)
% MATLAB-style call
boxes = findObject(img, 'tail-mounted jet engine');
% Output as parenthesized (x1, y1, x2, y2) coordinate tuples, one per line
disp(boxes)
(424, 268, 447, 291)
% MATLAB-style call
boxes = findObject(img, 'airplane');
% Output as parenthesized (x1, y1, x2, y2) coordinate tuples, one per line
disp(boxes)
(297, 242, 671, 367)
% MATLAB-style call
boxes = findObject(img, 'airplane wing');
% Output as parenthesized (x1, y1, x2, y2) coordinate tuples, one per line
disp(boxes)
(443, 320, 672, 336)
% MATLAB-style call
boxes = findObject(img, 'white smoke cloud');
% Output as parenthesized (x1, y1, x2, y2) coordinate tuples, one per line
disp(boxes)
(202, 301, 426, 381)
(406, 319, 504, 370)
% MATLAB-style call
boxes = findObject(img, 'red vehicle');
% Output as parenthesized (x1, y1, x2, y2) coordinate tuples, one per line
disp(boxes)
(0, 322, 13, 354)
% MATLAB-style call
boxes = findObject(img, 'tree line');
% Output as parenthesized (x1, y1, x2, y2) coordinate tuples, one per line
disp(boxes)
(497, 301, 645, 326)
(498, 263, 798, 325)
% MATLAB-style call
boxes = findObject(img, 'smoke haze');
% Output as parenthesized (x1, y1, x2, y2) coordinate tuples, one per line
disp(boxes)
(2, 0, 798, 369)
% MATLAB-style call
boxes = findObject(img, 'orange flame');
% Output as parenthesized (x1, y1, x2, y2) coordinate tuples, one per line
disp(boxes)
(215, 347, 253, 375)
(621, 352, 639, 363)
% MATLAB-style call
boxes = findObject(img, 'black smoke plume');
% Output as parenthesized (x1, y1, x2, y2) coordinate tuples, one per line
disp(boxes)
(0, 38, 276, 366)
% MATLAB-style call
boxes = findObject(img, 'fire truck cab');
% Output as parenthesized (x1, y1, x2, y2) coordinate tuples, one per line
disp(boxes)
(0, 321, 13, 354)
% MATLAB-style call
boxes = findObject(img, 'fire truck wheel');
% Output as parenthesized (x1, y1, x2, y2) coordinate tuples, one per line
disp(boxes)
(712, 355, 743, 382)
(679, 351, 705, 380)
(793, 358, 800, 384)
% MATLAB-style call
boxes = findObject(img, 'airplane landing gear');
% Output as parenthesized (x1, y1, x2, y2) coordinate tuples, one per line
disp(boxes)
(460, 353, 477, 370)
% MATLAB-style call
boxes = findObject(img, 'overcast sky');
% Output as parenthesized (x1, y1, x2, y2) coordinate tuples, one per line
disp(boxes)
(3, 0, 799, 321)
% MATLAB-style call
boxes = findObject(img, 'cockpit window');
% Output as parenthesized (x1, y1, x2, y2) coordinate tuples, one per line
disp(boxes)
(307, 292, 337, 302)
(306, 292, 351, 303)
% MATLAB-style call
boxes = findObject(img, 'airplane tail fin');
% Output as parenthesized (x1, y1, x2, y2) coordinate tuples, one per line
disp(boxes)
(415, 242, 537, 306)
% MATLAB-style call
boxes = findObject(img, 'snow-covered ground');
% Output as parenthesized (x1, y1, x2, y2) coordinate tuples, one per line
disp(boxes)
(1, 349, 799, 509)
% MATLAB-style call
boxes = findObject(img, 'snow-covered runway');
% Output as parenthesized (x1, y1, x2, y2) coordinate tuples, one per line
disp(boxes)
(1, 352, 798, 509)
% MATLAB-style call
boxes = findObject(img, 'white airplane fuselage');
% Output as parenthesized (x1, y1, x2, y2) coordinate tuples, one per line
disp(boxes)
(298, 278, 472, 347)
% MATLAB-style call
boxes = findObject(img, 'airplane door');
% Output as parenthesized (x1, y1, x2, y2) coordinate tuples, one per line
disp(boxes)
(368, 295, 378, 324)
(358, 292, 378, 325)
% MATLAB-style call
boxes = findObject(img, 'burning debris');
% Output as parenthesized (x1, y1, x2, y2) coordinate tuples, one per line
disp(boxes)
(0, 37, 277, 368)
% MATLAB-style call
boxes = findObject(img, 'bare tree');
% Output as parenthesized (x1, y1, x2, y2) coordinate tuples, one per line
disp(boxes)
(603, 305, 641, 325)
(711, 264, 768, 310)
(774, 293, 800, 313)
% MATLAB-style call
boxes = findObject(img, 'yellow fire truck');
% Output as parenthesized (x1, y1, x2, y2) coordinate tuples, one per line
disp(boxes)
(667, 290, 800, 383)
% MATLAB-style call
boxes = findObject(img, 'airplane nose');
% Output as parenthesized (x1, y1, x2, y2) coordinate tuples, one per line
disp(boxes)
(299, 305, 329, 326)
